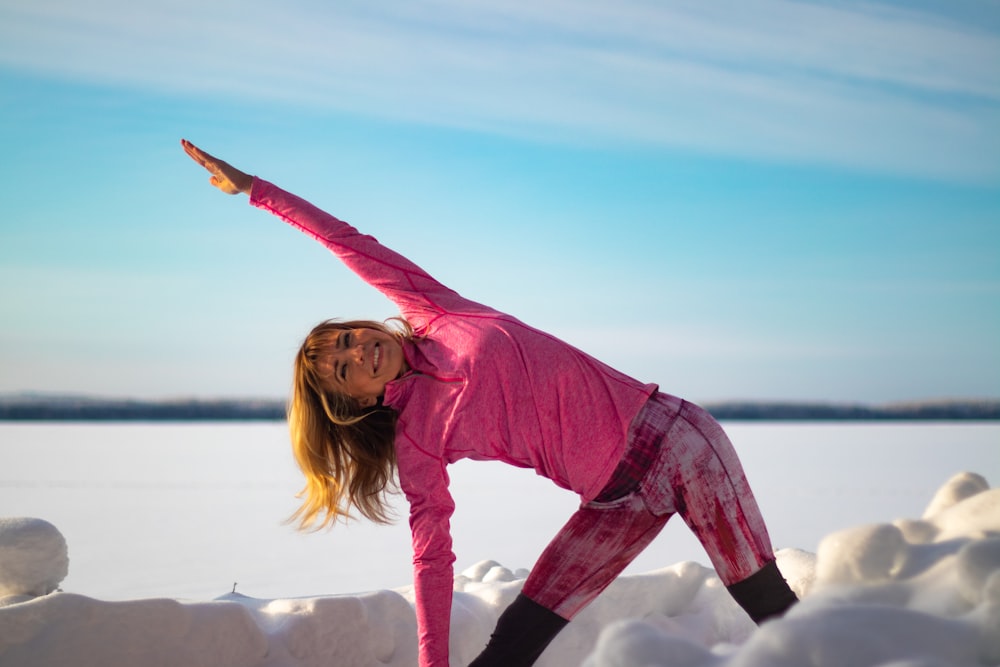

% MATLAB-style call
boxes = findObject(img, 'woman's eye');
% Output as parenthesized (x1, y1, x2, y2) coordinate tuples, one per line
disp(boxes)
(340, 364, 347, 380)
(344, 332, 351, 347)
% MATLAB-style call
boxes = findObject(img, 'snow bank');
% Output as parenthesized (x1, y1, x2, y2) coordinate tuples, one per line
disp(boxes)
(0, 517, 67, 602)
(1, 472, 998, 667)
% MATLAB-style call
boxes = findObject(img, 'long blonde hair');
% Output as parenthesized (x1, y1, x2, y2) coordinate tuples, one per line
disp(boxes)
(287, 318, 413, 530)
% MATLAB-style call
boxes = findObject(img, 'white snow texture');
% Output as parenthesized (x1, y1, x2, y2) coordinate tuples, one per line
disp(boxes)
(0, 517, 68, 600)
(1, 472, 998, 667)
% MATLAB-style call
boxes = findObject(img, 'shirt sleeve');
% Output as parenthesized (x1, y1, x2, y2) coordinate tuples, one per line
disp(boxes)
(249, 177, 463, 330)
(395, 426, 457, 667)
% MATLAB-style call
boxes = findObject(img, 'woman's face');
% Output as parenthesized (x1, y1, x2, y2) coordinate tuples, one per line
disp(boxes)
(317, 327, 407, 407)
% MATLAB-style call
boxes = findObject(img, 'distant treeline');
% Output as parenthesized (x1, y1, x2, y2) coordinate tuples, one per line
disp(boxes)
(705, 400, 1000, 421)
(0, 395, 998, 421)
(0, 396, 286, 421)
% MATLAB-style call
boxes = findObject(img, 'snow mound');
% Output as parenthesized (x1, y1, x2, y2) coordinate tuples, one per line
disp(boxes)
(0, 517, 68, 603)
(1, 472, 998, 667)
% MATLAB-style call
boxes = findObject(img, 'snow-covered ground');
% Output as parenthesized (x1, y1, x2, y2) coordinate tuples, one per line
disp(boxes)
(2, 470, 998, 667)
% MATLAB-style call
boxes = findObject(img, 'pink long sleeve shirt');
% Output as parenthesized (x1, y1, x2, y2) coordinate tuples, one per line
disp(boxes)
(250, 179, 658, 666)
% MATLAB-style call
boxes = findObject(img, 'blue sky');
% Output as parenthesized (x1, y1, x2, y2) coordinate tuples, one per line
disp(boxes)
(1, 0, 997, 404)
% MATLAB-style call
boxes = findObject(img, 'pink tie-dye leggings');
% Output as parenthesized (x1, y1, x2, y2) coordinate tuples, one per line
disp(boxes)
(521, 393, 776, 619)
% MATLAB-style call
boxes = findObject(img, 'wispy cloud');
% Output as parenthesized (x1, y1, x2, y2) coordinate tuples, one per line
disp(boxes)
(2, 0, 997, 182)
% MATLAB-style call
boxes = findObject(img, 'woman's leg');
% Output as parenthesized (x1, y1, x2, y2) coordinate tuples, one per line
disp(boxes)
(522, 493, 670, 618)
(650, 400, 797, 621)
(469, 494, 670, 666)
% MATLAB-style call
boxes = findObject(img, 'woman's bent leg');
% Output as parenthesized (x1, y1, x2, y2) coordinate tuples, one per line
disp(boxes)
(469, 494, 669, 666)
(523, 494, 668, 618)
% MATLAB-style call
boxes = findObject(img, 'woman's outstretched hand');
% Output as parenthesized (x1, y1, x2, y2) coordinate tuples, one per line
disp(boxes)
(181, 139, 253, 195)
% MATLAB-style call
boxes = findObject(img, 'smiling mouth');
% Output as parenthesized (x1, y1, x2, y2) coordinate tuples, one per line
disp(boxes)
(373, 343, 381, 374)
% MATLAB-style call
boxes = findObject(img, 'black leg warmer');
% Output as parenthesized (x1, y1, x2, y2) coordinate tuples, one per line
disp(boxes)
(468, 593, 570, 667)
(725, 559, 799, 624)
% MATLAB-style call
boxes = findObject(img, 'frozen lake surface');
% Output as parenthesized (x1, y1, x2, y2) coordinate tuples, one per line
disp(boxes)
(1, 421, 997, 601)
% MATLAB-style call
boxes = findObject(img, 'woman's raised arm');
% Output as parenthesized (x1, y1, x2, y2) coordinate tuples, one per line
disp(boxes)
(181, 139, 253, 195)
(180, 139, 488, 330)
